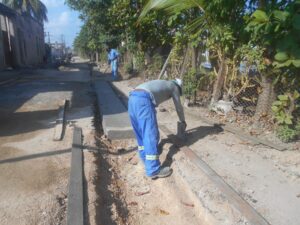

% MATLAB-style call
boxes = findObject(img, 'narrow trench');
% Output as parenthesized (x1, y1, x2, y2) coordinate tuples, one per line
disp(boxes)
(89, 90, 130, 225)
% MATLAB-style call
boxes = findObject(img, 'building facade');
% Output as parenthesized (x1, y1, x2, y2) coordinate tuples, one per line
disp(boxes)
(0, 3, 45, 70)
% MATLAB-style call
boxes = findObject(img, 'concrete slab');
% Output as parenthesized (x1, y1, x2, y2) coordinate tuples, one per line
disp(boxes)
(67, 127, 84, 225)
(160, 125, 270, 225)
(94, 81, 134, 140)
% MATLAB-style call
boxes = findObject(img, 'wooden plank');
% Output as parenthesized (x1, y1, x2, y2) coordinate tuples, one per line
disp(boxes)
(159, 125, 270, 225)
(67, 127, 84, 225)
(158, 49, 172, 80)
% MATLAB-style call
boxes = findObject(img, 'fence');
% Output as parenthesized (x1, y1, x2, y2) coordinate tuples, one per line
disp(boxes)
(124, 47, 300, 145)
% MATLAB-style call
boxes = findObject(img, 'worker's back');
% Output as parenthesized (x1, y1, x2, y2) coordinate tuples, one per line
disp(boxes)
(136, 80, 178, 106)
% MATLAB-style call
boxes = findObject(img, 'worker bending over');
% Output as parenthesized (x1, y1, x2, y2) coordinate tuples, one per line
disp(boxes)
(128, 79, 187, 179)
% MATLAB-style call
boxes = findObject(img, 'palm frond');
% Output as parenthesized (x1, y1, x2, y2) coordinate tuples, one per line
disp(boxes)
(139, 0, 205, 22)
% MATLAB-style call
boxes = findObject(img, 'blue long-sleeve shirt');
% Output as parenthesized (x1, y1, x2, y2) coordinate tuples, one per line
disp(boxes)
(108, 49, 119, 62)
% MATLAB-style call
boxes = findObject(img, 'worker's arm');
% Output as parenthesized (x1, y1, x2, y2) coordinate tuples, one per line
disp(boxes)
(107, 53, 111, 65)
(172, 87, 186, 123)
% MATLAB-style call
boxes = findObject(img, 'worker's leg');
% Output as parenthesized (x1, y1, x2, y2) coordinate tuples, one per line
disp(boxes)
(128, 94, 145, 163)
(111, 60, 118, 80)
(141, 103, 160, 177)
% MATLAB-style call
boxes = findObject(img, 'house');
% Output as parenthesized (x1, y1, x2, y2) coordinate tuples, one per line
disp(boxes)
(0, 3, 45, 70)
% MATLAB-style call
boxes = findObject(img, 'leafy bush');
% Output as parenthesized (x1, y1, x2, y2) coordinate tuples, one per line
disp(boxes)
(183, 69, 199, 99)
(133, 51, 145, 72)
(124, 62, 134, 74)
(272, 91, 300, 126)
(295, 120, 300, 133)
(272, 91, 300, 142)
(148, 54, 163, 75)
(276, 125, 299, 143)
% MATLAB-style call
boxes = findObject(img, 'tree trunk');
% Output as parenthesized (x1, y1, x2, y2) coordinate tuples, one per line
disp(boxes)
(254, 0, 275, 120)
(180, 46, 189, 77)
(254, 75, 275, 119)
(96, 52, 99, 63)
(211, 56, 226, 104)
(192, 46, 199, 104)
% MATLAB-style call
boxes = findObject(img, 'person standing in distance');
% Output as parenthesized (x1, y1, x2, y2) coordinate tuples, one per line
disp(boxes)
(106, 47, 119, 81)
(128, 79, 187, 179)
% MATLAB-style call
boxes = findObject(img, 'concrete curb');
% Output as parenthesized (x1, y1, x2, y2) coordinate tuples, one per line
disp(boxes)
(111, 82, 271, 225)
(160, 125, 270, 225)
(67, 127, 84, 225)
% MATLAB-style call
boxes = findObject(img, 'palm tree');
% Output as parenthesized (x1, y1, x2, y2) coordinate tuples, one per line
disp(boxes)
(139, 0, 227, 104)
(2, 0, 48, 22)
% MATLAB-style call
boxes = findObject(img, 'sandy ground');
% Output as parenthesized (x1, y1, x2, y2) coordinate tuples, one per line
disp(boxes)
(112, 75, 300, 225)
(81, 70, 206, 224)
(3, 61, 299, 225)
(0, 61, 209, 225)
(0, 59, 93, 225)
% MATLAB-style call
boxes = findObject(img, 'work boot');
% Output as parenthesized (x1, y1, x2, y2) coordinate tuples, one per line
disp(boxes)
(150, 167, 172, 179)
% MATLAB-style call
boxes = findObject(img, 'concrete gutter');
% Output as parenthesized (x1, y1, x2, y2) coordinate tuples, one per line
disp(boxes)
(111, 82, 271, 225)
(94, 81, 134, 140)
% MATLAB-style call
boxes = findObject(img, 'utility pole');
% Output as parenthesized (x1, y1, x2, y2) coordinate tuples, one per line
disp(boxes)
(44, 32, 51, 44)
(48, 32, 51, 44)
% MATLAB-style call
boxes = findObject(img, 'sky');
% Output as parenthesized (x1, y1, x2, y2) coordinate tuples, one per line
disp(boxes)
(41, 0, 83, 47)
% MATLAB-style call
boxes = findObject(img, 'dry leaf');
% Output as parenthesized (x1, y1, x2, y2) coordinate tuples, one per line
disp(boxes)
(159, 209, 170, 215)
(128, 201, 138, 206)
(181, 201, 194, 208)
(135, 190, 150, 196)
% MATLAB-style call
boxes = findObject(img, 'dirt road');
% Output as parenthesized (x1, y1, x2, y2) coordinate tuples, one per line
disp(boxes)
(112, 76, 300, 225)
(0, 60, 93, 225)
(5, 60, 298, 225)
(0, 61, 207, 225)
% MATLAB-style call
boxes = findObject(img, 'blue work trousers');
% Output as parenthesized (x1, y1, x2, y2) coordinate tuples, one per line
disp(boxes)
(128, 91, 160, 176)
(111, 59, 118, 80)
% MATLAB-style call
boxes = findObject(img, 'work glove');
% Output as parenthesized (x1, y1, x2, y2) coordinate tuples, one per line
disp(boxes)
(177, 121, 187, 140)
(181, 121, 187, 132)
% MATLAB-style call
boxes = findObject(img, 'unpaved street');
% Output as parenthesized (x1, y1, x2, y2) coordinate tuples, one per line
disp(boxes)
(0, 60, 93, 225)
(113, 76, 300, 225)
(0, 61, 207, 225)
(2, 60, 299, 225)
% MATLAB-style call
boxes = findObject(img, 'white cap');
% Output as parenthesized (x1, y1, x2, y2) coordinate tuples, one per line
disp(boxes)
(175, 78, 182, 87)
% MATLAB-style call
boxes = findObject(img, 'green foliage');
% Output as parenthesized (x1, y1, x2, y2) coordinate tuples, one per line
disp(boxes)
(183, 69, 199, 98)
(296, 120, 300, 132)
(148, 53, 163, 75)
(124, 62, 134, 74)
(276, 125, 299, 143)
(198, 69, 215, 91)
(246, 1, 300, 69)
(67, 0, 173, 61)
(272, 91, 300, 126)
(133, 51, 145, 72)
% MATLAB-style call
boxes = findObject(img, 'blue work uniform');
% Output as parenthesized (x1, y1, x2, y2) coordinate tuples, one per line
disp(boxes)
(107, 49, 119, 80)
(128, 80, 185, 177)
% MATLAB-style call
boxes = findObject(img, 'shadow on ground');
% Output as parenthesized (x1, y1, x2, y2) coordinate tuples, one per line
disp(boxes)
(161, 124, 223, 168)
(0, 62, 93, 137)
